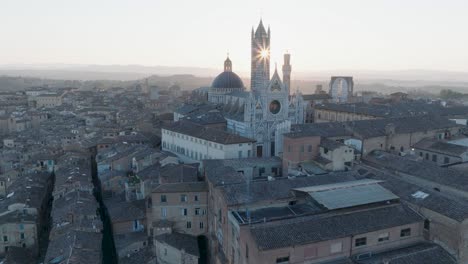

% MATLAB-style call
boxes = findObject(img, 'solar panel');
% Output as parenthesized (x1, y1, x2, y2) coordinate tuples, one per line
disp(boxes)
(307, 183, 398, 210)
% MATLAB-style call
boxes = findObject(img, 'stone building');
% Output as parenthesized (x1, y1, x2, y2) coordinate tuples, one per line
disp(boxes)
(155, 232, 199, 264)
(283, 116, 461, 174)
(148, 182, 208, 237)
(412, 138, 468, 166)
(161, 122, 255, 163)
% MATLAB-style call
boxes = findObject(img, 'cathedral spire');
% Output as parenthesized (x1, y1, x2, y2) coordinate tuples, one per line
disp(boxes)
(255, 19, 267, 38)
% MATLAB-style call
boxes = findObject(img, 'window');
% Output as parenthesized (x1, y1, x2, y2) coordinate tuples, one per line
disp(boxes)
(3, 236, 8, 242)
(444, 157, 450, 164)
(425, 153, 429, 160)
(246, 244, 249, 258)
(304, 246, 317, 258)
(186, 221, 191, 229)
(432, 154, 437, 162)
(195, 208, 200, 215)
(202, 209, 207, 215)
(419, 152, 423, 157)
(238, 151, 242, 158)
(133, 220, 139, 231)
(424, 219, 430, 231)
(182, 208, 188, 216)
(20, 233, 24, 240)
(164, 248, 167, 256)
(160, 195, 167, 203)
(324, 148, 329, 154)
(19, 224, 24, 230)
(308, 145, 312, 152)
(400, 228, 411, 237)
(247, 150, 251, 157)
(161, 208, 167, 217)
(180, 194, 187, 202)
(355, 237, 367, 247)
(378, 232, 389, 242)
(330, 242, 343, 253)
(259, 167, 265, 175)
(272, 167, 278, 176)
(194, 195, 199, 202)
(200, 222, 204, 229)
(276, 256, 290, 263)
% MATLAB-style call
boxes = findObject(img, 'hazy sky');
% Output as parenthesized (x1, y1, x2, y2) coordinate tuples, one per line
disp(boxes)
(2, 0, 468, 73)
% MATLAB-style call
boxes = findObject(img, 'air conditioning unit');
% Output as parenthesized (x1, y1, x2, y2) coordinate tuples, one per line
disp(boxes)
(355, 252, 372, 260)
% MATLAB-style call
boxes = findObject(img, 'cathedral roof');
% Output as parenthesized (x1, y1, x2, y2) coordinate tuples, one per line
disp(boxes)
(212, 71, 244, 89)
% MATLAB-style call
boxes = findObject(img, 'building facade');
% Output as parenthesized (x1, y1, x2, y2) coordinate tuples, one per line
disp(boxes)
(161, 122, 255, 163)
(148, 182, 208, 237)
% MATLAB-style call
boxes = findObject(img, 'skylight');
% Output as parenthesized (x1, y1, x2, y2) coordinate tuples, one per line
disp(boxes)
(412, 191, 429, 199)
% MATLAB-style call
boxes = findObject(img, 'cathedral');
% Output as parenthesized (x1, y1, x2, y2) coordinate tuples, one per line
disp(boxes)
(207, 19, 305, 157)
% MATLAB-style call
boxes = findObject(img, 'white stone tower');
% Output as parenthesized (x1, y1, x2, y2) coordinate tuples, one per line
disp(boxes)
(282, 53, 291, 96)
(251, 19, 270, 93)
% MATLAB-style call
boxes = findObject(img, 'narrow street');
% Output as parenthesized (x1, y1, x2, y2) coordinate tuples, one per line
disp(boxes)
(91, 156, 118, 264)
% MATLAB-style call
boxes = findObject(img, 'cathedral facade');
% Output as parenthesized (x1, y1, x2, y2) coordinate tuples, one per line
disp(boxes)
(207, 20, 304, 157)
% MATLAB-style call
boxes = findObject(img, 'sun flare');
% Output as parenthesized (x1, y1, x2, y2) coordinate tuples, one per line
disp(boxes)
(260, 49, 269, 59)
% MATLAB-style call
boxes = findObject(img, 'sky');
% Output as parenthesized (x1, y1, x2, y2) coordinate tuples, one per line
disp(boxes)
(1, 0, 468, 73)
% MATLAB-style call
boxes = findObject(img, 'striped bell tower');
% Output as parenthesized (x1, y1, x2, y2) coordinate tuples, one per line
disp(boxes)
(250, 19, 270, 93)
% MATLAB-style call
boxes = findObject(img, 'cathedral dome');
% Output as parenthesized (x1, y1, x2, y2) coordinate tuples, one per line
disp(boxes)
(212, 71, 244, 89)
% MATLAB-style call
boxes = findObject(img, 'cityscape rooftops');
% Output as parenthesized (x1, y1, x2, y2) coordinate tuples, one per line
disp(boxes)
(152, 181, 207, 193)
(358, 166, 468, 222)
(288, 116, 459, 139)
(155, 232, 200, 257)
(354, 242, 456, 264)
(413, 138, 468, 156)
(364, 150, 468, 192)
(219, 171, 357, 206)
(249, 203, 422, 251)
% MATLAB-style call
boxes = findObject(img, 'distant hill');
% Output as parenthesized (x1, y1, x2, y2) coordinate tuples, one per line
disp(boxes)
(1, 64, 468, 94)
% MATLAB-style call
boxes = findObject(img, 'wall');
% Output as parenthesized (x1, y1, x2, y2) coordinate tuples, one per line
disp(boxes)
(236, 221, 422, 264)
(161, 128, 254, 164)
(155, 240, 199, 264)
(407, 203, 467, 263)
(320, 145, 354, 171)
(149, 190, 208, 236)
(414, 148, 461, 166)
(314, 109, 377, 123)
(0, 222, 37, 257)
(282, 135, 321, 175)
